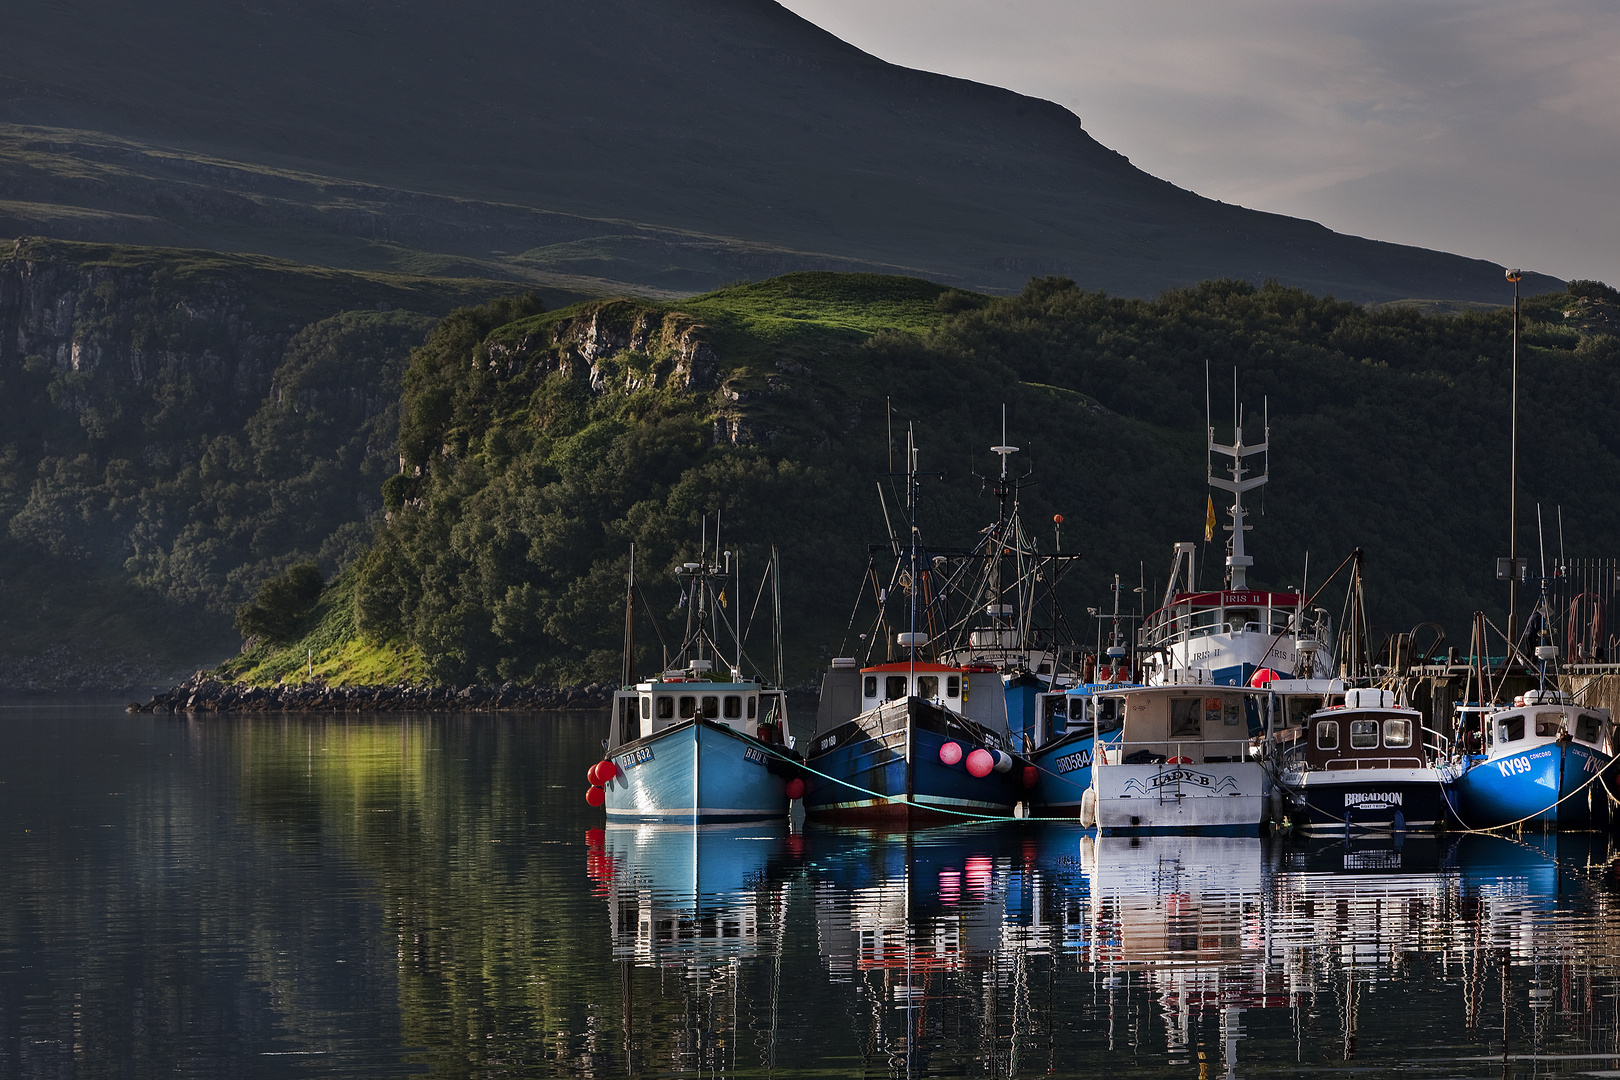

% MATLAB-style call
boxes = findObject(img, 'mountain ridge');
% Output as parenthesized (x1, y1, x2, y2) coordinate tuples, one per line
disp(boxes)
(0, 0, 1563, 302)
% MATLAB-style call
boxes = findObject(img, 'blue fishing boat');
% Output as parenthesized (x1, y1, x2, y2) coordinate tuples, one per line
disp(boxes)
(806, 425, 1033, 822)
(1026, 682, 1125, 814)
(1447, 688, 1613, 829)
(596, 526, 800, 823)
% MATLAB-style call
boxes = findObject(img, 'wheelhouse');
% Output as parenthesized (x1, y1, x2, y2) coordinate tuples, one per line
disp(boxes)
(1096, 686, 1265, 766)
(1484, 690, 1610, 754)
(857, 662, 970, 710)
(608, 669, 786, 750)
(1140, 590, 1304, 654)
(1032, 688, 1124, 748)
(1302, 692, 1428, 771)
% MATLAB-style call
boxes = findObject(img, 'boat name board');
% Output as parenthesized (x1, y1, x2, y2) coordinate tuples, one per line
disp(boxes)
(1053, 748, 1093, 774)
(615, 746, 655, 770)
(1121, 768, 1239, 795)
(1343, 791, 1402, 809)
(744, 746, 767, 766)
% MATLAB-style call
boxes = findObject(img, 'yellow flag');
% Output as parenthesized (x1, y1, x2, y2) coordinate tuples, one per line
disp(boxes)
(719, 589, 727, 608)
(1204, 496, 1216, 542)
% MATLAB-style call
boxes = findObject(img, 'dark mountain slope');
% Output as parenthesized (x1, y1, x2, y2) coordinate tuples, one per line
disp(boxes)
(0, 0, 1557, 301)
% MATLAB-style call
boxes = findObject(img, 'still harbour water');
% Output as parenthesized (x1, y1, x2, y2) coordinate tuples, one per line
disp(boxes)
(5, 706, 1620, 1078)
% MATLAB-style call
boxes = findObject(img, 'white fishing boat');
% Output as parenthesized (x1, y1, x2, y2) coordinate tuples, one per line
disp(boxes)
(1082, 680, 1272, 834)
(1137, 394, 1331, 687)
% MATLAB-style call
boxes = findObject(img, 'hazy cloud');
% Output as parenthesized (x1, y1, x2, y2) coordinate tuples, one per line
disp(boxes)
(780, 0, 1620, 283)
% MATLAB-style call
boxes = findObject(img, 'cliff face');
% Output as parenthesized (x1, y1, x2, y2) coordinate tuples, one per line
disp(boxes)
(0, 238, 514, 689)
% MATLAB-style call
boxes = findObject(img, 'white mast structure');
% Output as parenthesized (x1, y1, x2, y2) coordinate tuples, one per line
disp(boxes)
(1208, 387, 1269, 591)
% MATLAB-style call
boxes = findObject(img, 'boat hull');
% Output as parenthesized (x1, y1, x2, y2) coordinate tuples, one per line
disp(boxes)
(804, 698, 1027, 822)
(1283, 768, 1450, 835)
(1028, 732, 1114, 815)
(1093, 760, 1269, 835)
(603, 719, 789, 823)
(1449, 741, 1612, 830)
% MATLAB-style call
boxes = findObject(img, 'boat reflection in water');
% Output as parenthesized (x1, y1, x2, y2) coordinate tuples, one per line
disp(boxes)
(585, 822, 800, 1074)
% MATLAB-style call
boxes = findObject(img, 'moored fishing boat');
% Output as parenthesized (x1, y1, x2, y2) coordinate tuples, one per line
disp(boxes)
(1084, 680, 1272, 835)
(805, 425, 1033, 822)
(1137, 395, 1331, 687)
(1277, 688, 1454, 835)
(594, 527, 801, 823)
(1026, 680, 1126, 814)
(1447, 688, 1613, 829)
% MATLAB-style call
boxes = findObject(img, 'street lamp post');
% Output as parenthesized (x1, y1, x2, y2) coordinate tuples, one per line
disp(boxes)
(1507, 268, 1522, 648)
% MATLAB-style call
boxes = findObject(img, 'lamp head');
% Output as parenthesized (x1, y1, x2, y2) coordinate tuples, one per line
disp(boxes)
(1506, 269, 1523, 283)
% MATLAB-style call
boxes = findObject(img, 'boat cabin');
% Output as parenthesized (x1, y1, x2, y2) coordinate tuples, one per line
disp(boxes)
(858, 662, 966, 710)
(1301, 690, 1427, 771)
(1483, 690, 1610, 756)
(1032, 688, 1123, 748)
(1141, 591, 1303, 651)
(609, 665, 786, 750)
(1096, 686, 1264, 766)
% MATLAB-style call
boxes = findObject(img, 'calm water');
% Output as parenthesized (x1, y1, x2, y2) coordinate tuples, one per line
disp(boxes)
(5, 707, 1620, 1078)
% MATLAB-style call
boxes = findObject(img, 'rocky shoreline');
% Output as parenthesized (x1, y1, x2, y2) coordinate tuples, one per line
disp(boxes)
(130, 672, 616, 713)
(129, 672, 823, 714)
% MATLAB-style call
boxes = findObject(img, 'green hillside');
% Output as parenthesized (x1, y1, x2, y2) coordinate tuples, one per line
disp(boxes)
(227, 272, 1620, 689)
(0, 238, 552, 689)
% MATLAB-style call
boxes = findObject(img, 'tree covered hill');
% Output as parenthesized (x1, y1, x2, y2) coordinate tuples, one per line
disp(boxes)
(0, 0, 1560, 303)
(234, 272, 1620, 689)
(0, 237, 552, 689)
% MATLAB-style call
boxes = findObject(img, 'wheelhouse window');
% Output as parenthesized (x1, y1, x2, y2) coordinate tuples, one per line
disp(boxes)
(1096, 698, 1122, 733)
(723, 695, 742, 719)
(946, 676, 961, 698)
(701, 695, 719, 718)
(1171, 697, 1202, 736)
(641, 696, 652, 720)
(917, 675, 939, 699)
(747, 697, 757, 719)
(1498, 715, 1524, 742)
(656, 696, 675, 720)
(863, 676, 877, 698)
(1350, 719, 1379, 749)
(1315, 720, 1339, 750)
(679, 696, 697, 720)
(1383, 718, 1413, 748)
(885, 676, 907, 701)
(1534, 712, 1565, 739)
(1579, 714, 1603, 744)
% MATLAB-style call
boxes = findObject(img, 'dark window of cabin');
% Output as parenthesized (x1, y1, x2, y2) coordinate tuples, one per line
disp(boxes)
(747, 696, 757, 719)
(1534, 712, 1564, 738)
(1384, 718, 1413, 748)
(1171, 697, 1202, 736)
(724, 695, 742, 719)
(885, 676, 907, 701)
(1316, 721, 1338, 750)
(1350, 719, 1379, 749)
(1097, 698, 1122, 733)
(947, 676, 961, 698)
(863, 676, 878, 698)
(657, 696, 674, 720)
(679, 696, 696, 719)
(1579, 714, 1603, 744)
(701, 695, 719, 718)
(641, 696, 652, 720)
(917, 675, 939, 698)
(1499, 715, 1524, 742)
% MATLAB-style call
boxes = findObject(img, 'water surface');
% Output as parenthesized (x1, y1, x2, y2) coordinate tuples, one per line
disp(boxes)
(4, 706, 1620, 1077)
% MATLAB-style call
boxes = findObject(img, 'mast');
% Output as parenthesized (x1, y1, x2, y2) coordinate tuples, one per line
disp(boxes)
(622, 543, 636, 686)
(1207, 373, 1269, 591)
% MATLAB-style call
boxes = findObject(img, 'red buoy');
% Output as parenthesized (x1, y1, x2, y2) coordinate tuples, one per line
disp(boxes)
(585, 785, 606, 806)
(785, 778, 806, 800)
(1022, 765, 1039, 788)
(939, 741, 964, 766)
(965, 748, 994, 777)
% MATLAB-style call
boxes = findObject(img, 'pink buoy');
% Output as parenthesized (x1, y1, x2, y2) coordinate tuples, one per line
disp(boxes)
(939, 741, 964, 766)
(784, 778, 806, 800)
(965, 748, 995, 777)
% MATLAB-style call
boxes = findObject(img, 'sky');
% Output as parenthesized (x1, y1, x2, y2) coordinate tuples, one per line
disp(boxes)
(777, 0, 1620, 286)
